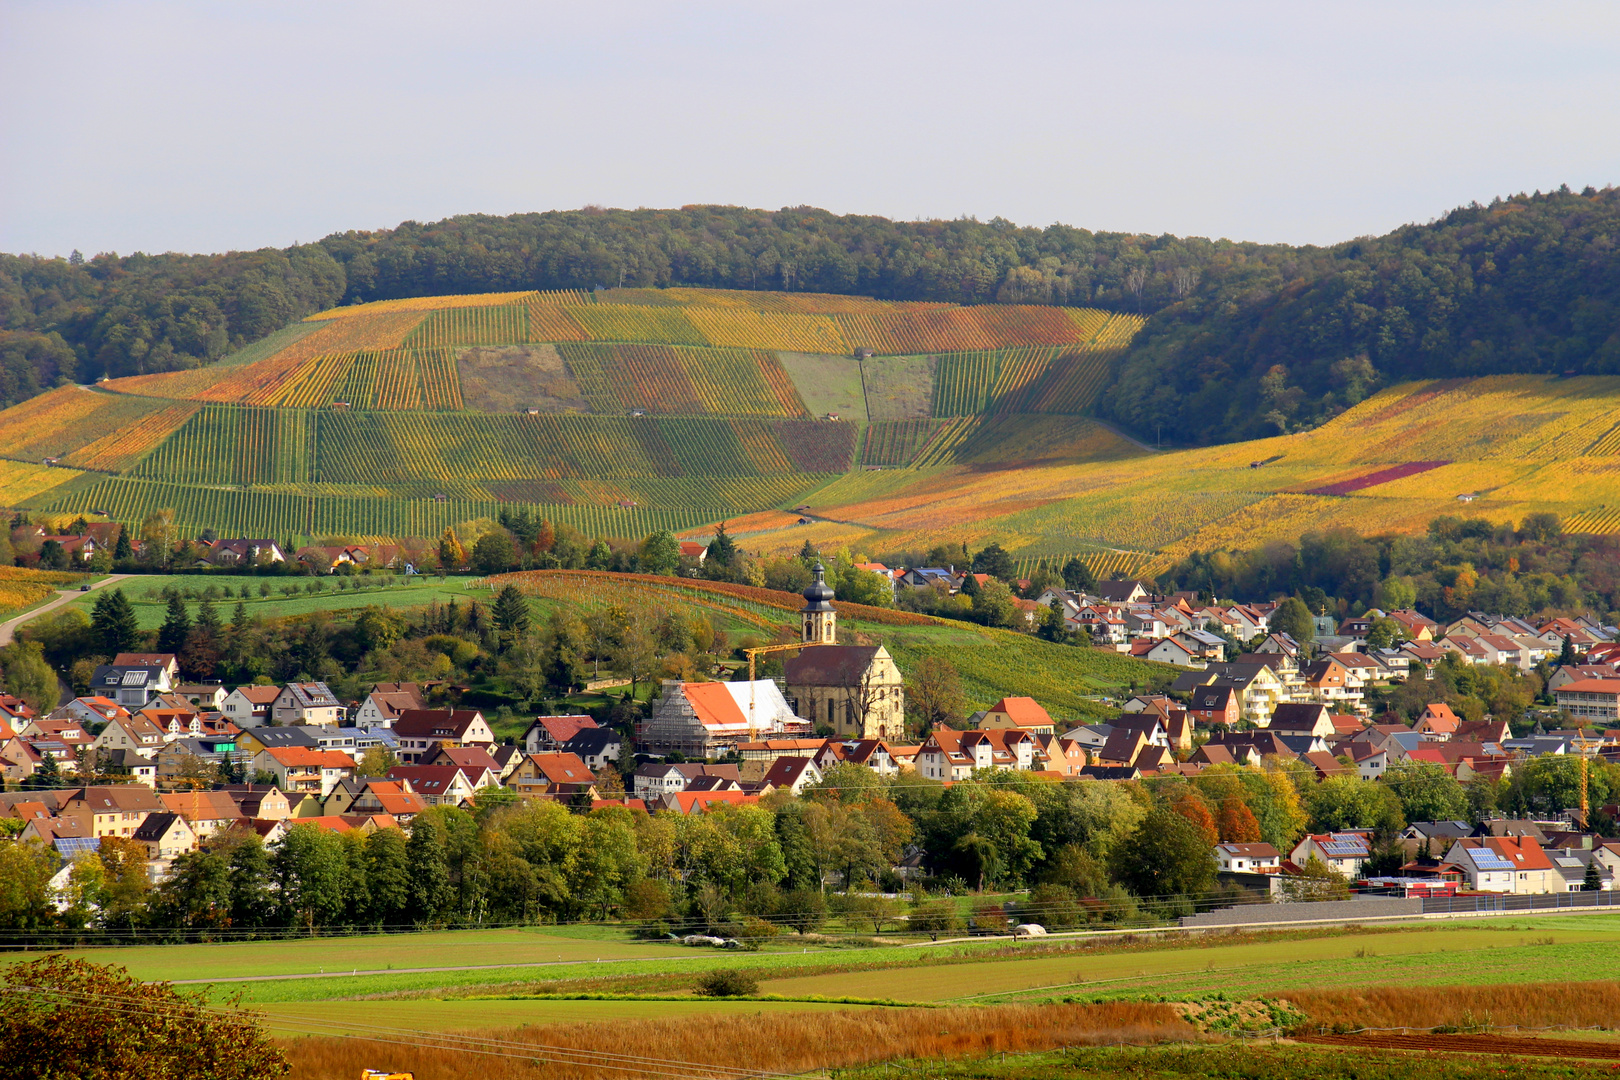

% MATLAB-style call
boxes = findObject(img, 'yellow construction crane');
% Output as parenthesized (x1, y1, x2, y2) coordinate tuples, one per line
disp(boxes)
(741, 641, 825, 740)
(1574, 729, 1600, 829)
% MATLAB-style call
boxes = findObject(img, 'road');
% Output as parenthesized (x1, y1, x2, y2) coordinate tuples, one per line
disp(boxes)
(0, 574, 129, 646)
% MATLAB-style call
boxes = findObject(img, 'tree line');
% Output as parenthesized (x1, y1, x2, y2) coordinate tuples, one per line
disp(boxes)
(5, 749, 1616, 937)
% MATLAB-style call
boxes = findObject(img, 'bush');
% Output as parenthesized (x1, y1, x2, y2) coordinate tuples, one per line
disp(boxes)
(777, 888, 828, 934)
(970, 902, 1009, 934)
(695, 968, 759, 997)
(633, 920, 672, 940)
(906, 899, 963, 941)
(1027, 883, 1082, 928)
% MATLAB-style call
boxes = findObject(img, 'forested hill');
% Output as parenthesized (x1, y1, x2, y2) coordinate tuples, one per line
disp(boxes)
(4, 189, 1619, 445)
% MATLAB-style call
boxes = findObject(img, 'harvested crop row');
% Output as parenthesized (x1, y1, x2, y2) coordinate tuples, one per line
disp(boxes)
(862, 419, 946, 467)
(406, 305, 528, 348)
(63, 402, 203, 472)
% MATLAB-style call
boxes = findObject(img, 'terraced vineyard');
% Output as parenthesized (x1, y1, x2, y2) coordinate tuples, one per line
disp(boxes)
(0, 286, 1154, 547)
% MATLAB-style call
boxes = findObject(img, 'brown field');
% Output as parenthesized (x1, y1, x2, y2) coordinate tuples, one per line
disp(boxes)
(1300, 1032, 1620, 1061)
(1285, 981, 1620, 1032)
(281, 1000, 1196, 1080)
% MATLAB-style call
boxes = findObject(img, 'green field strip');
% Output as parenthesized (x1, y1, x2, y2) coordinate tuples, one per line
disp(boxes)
(775, 352, 868, 421)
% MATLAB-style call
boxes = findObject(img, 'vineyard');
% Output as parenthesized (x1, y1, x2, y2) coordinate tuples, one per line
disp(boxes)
(0, 460, 84, 507)
(555, 343, 808, 417)
(862, 420, 946, 468)
(1, 387, 170, 462)
(0, 566, 90, 618)
(49, 478, 725, 541)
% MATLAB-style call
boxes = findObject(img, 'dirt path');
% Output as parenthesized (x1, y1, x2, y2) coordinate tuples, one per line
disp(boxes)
(0, 574, 129, 646)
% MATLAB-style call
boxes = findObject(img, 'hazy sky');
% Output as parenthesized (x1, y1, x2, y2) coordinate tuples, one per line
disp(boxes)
(4, 0, 1617, 256)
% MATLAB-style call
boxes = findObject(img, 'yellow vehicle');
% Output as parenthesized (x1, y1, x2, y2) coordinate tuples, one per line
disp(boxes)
(361, 1071, 414, 1080)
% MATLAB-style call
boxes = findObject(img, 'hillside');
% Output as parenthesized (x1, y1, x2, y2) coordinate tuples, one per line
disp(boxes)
(0, 287, 1146, 551)
(484, 570, 1167, 719)
(727, 374, 1620, 573)
(8, 190, 1620, 451)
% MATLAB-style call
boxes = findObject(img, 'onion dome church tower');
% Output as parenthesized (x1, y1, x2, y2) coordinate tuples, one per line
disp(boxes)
(801, 562, 837, 645)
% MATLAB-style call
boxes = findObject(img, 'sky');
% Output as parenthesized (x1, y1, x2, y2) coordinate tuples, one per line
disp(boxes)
(3, 0, 1618, 257)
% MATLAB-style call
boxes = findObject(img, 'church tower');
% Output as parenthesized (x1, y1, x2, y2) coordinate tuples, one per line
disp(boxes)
(801, 562, 837, 645)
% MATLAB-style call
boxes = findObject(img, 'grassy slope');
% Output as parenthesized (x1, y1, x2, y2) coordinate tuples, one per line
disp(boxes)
(256, 998, 870, 1035)
(776, 353, 868, 420)
(53, 575, 478, 629)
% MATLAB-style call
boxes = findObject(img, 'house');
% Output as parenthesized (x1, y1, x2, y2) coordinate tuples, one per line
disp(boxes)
(1555, 679, 1620, 722)
(1398, 820, 1473, 860)
(56, 696, 129, 727)
(977, 697, 1056, 736)
(160, 790, 244, 837)
(271, 682, 344, 726)
(1444, 837, 1559, 893)
(353, 682, 427, 727)
(758, 755, 822, 796)
(234, 725, 319, 757)
(814, 738, 903, 777)
(1096, 580, 1151, 604)
(20, 718, 95, 755)
(58, 785, 164, 839)
(1215, 842, 1281, 874)
(221, 685, 281, 727)
(915, 727, 1033, 781)
(427, 745, 504, 776)
(637, 680, 804, 758)
(1301, 657, 1362, 712)
(100, 748, 159, 786)
(324, 779, 426, 823)
(1135, 637, 1201, 668)
(91, 713, 167, 757)
(206, 538, 286, 567)
(155, 736, 243, 788)
(219, 784, 292, 820)
(507, 752, 597, 798)
(251, 746, 356, 797)
(630, 763, 741, 800)
(1415, 703, 1462, 739)
(386, 765, 480, 806)
(522, 714, 599, 754)
(561, 727, 622, 770)
(1266, 702, 1336, 739)
(1031, 733, 1088, 776)
(88, 665, 173, 709)
(661, 790, 761, 815)
(132, 812, 198, 860)
(784, 645, 906, 741)
(1289, 832, 1372, 878)
(393, 708, 496, 763)
(112, 653, 180, 679)
(1187, 685, 1240, 726)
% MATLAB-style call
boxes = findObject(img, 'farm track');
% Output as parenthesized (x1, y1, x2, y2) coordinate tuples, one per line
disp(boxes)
(0, 574, 129, 646)
(1300, 1031, 1620, 1060)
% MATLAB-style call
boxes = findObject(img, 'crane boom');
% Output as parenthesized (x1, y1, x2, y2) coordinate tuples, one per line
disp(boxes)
(741, 642, 825, 740)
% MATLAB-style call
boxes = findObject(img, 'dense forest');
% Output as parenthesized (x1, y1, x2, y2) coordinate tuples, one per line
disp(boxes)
(5, 189, 1620, 445)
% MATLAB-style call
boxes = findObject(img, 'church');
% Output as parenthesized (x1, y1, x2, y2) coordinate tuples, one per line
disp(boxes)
(784, 564, 907, 740)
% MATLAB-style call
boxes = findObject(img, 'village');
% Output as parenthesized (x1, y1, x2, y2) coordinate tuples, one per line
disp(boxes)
(5, 556, 1620, 937)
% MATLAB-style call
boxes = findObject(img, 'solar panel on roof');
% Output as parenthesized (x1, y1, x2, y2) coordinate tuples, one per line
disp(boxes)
(54, 836, 99, 857)
(1471, 850, 1515, 870)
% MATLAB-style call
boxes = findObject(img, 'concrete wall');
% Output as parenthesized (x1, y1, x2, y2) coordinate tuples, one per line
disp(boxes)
(1181, 896, 1423, 927)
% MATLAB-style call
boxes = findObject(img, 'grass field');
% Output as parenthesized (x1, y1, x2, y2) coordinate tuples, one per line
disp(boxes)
(51, 574, 481, 629)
